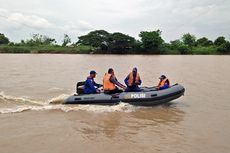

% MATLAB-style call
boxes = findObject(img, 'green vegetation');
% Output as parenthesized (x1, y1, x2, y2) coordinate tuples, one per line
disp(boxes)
(78, 30, 110, 47)
(0, 33, 10, 45)
(0, 33, 94, 54)
(138, 30, 164, 54)
(62, 34, 71, 47)
(181, 33, 196, 47)
(0, 30, 230, 54)
(0, 44, 96, 54)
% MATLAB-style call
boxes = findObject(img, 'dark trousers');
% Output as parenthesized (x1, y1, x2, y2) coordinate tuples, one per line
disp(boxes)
(104, 87, 123, 94)
(125, 86, 141, 92)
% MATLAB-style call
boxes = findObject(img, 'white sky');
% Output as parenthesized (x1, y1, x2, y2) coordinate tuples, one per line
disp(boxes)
(0, 0, 230, 43)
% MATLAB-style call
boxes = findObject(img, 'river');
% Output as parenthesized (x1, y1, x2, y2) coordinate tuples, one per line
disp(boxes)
(0, 54, 230, 153)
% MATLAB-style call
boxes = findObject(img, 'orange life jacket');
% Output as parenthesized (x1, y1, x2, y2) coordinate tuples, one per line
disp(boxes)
(128, 72, 140, 86)
(158, 78, 170, 88)
(103, 73, 116, 90)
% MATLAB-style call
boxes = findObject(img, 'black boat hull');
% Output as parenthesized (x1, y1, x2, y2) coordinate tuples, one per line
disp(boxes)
(64, 84, 185, 106)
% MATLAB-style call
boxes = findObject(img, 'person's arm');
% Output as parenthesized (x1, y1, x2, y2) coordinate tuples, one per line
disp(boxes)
(93, 81, 101, 88)
(124, 75, 129, 86)
(110, 76, 126, 89)
(135, 78, 142, 85)
(86, 79, 97, 93)
(139, 79, 142, 85)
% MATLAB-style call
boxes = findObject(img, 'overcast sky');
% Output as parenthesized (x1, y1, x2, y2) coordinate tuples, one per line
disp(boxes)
(0, 0, 230, 43)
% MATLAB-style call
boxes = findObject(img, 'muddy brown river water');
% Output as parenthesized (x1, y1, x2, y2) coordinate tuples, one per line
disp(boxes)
(0, 54, 229, 153)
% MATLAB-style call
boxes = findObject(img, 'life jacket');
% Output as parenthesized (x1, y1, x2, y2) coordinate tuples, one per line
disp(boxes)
(158, 78, 170, 88)
(128, 72, 140, 86)
(103, 73, 116, 90)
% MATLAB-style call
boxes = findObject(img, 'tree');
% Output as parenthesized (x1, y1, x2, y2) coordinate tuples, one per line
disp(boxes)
(182, 33, 196, 47)
(62, 34, 71, 46)
(43, 36, 56, 45)
(170, 39, 183, 50)
(133, 40, 143, 53)
(20, 40, 25, 45)
(214, 36, 226, 46)
(25, 34, 56, 46)
(0, 33, 10, 45)
(139, 30, 164, 53)
(217, 41, 230, 54)
(196, 37, 213, 46)
(108, 32, 135, 53)
(78, 30, 110, 47)
(100, 41, 109, 51)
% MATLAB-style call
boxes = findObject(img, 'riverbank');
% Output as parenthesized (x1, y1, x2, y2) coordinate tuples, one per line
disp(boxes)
(0, 45, 93, 54)
(0, 44, 229, 55)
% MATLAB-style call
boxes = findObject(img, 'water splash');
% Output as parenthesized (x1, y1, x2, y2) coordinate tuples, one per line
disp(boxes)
(0, 91, 43, 105)
(48, 94, 70, 104)
(0, 103, 137, 114)
(0, 92, 138, 114)
(48, 87, 65, 91)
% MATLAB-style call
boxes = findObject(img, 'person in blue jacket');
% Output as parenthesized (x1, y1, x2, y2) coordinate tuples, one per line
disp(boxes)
(84, 70, 102, 94)
(124, 67, 142, 92)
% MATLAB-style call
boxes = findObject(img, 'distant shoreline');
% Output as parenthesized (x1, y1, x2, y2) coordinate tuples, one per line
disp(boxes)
(0, 51, 229, 55)
(1, 30, 230, 55)
(0, 46, 229, 55)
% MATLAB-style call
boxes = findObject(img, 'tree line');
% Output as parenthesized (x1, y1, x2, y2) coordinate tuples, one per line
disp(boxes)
(0, 30, 230, 54)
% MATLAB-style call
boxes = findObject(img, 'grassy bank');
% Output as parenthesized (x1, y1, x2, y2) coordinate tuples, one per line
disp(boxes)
(0, 45, 94, 54)
(0, 44, 229, 55)
(160, 46, 220, 55)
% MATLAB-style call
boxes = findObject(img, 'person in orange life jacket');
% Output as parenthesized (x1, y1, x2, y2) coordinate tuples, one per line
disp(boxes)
(84, 70, 102, 94)
(156, 75, 170, 90)
(103, 68, 126, 94)
(124, 67, 142, 92)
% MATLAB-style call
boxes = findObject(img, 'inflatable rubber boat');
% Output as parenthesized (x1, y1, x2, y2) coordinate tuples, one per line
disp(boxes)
(64, 83, 185, 106)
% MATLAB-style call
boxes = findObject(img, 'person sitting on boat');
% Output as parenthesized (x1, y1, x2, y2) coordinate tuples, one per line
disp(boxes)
(124, 67, 142, 92)
(156, 75, 170, 90)
(84, 70, 101, 94)
(103, 68, 126, 94)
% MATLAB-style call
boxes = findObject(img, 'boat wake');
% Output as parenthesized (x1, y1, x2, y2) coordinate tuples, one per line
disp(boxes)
(0, 91, 44, 105)
(0, 92, 138, 114)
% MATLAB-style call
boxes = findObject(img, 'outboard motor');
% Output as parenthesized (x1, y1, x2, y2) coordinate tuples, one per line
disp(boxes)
(76, 81, 85, 94)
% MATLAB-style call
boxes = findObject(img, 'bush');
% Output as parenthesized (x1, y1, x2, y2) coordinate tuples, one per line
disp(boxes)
(192, 46, 217, 55)
(158, 43, 179, 54)
(36, 45, 77, 54)
(0, 45, 30, 53)
(178, 45, 191, 54)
